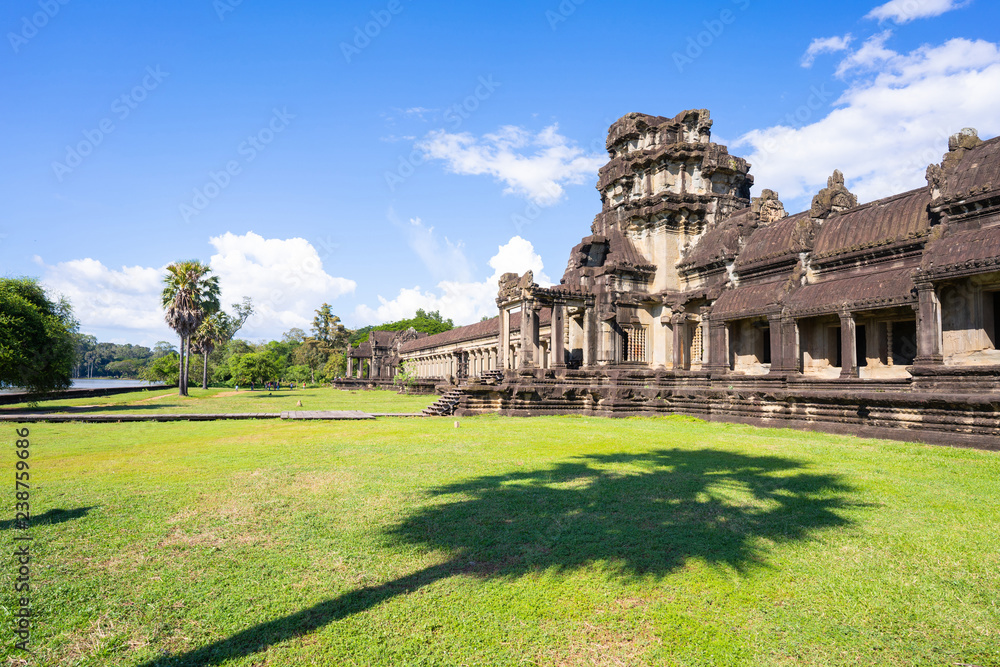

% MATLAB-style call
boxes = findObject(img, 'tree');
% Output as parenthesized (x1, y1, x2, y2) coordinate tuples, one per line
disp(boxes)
(293, 338, 328, 383)
(141, 353, 180, 384)
(72, 333, 97, 377)
(152, 341, 177, 359)
(349, 308, 454, 346)
(231, 352, 279, 385)
(191, 312, 225, 390)
(0, 278, 79, 393)
(190, 297, 254, 389)
(312, 304, 349, 349)
(320, 351, 346, 381)
(282, 328, 307, 344)
(161, 261, 220, 396)
(393, 360, 418, 394)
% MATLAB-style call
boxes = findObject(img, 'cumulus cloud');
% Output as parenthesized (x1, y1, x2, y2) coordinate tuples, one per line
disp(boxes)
(834, 31, 896, 76)
(36, 232, 357, 345)
(418, 124, 606, 206)
(37, 256, 168, 340)
(866, 0, 970, 24)
(208, 231, 356, 338)
(735, 36, 1000, 211)
(354, 236, 552, 326)
(801, 34, 853, 68)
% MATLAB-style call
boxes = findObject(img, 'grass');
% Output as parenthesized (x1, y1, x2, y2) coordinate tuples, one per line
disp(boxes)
(0, 386, 437, 415)
(1, 414, 998, 666)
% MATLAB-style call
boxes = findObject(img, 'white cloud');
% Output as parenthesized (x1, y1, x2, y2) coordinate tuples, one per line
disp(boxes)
(38, 257, 168, 339)
(354, 236, 552, 326)
(801, 34, 853, 68)
(735, 37, 1000, 210)
(37, 232, 357, 345)
(208, 232, 356, 339)
(835, 31, 896, 76)
(417, 124, 606, 206)
(866, 0, 970, 24)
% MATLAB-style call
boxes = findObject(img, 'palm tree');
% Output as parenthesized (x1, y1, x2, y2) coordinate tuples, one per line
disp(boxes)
(161, 261, 220, 396)
(191, 311, 227, 390)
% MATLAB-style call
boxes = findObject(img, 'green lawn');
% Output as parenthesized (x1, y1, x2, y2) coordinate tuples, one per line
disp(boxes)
(0, 386, 437, 415)
(2, 415, 998, 666)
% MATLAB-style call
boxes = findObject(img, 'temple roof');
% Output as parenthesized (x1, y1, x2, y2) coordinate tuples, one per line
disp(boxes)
(787, 268, 917, 316)
(605, 227, 655, 272)
(734, 211, 812, 273)
(711, 279, 787, 319)
(398, 309, 553, 354)
(812, 187, 931, 262)
(940, 134, 1000, 204)
(678, 207, 754, 272)
(921, 224, 1000, 277)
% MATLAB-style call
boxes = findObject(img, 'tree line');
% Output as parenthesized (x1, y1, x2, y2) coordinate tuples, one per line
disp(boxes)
(1, 265, 455, 395)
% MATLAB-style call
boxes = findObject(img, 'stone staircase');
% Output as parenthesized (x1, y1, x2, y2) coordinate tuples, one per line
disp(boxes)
(422, 388, 465, 416)
(480, 370, 505, 384)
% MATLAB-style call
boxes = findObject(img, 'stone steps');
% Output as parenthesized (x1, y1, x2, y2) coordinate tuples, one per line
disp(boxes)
(421, 389, 465, 417)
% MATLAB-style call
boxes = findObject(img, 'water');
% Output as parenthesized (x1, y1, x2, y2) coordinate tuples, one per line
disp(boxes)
(0, 378, 158, 395)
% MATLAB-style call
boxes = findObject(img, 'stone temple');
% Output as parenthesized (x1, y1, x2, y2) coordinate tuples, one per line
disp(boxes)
(384, 109, 999, 448)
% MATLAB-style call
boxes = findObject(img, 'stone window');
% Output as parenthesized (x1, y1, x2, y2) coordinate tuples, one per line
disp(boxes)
(690, 324, 703, 365)
(623, 326, 648, 363)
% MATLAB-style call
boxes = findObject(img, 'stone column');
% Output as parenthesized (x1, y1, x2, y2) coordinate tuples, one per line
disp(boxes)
(672, 314, 686, 370)
(498, 307, 510, 371)
(552, 301, 566, 368)
(582, 306, 596, 368)
(780, 316, 800, 373)
(839, 311, 858, 378)
(767, 314, 784, 373)
(347, 356, 354, 378)
(705, 320, 729, 373)
(519, 301, 540, 369)
(914, 282, 944, 365)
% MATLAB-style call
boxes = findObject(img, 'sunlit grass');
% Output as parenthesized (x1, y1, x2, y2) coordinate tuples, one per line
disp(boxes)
(0, 386, 436, 415)
(1, 415, 997, 666)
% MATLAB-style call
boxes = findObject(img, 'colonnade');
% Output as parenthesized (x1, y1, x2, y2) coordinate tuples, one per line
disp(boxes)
(409, 346, 502, 379)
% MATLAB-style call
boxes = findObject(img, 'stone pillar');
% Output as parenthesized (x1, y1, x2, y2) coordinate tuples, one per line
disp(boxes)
(767, 314, 784, 373)
(780, 316, 800, 373)
(672, 314, 686, 370)
(519, 301, 540, 369)
(552, 301, 566, 368)
(914, 282, 944, 365)
(705, 320, 729, 373)
(498, 307, 510, 371)
(582, 306, 596, 368)
(347, 356, 354, 378)
(839, 311, 858, 379)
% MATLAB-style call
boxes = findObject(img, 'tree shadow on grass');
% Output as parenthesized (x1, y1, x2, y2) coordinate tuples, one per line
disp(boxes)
(1, 506, 96, 530)
(138, 448, 861, 666)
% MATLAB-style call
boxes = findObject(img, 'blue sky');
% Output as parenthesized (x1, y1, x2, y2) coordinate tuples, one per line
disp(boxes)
(2, 0, 999, 345)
